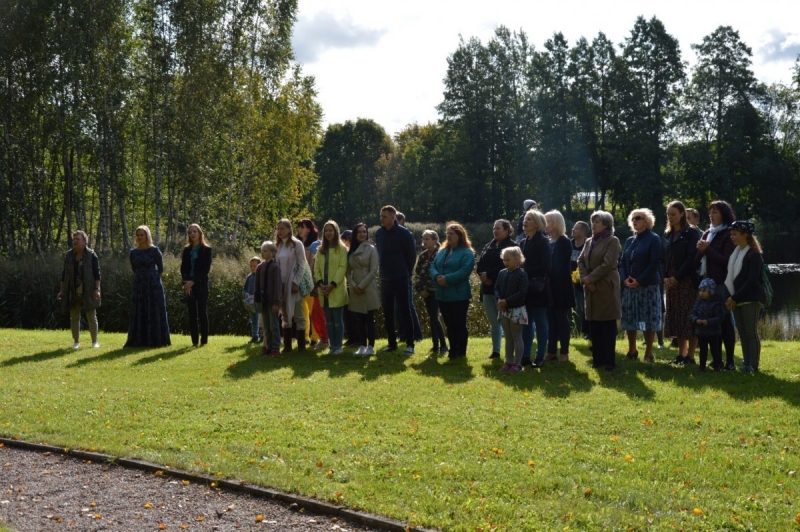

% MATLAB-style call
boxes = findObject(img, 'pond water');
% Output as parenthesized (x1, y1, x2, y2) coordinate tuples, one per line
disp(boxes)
(758, 234, 800, 336)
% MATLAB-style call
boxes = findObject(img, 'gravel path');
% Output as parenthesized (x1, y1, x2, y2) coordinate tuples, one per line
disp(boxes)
(0, 445, 387, 532)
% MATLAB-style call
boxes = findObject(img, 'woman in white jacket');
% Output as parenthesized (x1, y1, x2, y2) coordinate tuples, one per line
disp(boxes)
(274, 218, 309, 352)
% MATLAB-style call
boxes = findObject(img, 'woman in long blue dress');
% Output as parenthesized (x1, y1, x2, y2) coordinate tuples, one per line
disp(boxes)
(125, 225, 171, 347)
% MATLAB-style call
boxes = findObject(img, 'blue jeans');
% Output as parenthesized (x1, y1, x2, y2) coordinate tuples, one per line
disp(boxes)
(522, 305, 548, 362)
(324, 306, 345, 349)
(250, 311, 260, 339)
(482, 294, 503, 354)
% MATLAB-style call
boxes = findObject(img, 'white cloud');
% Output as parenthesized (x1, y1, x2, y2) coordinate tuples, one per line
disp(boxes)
(757, 28, 800, 63)
(292, 12, 386, 63)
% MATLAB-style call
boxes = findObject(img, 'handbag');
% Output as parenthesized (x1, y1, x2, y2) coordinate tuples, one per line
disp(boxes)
(299, 261, 314, 297)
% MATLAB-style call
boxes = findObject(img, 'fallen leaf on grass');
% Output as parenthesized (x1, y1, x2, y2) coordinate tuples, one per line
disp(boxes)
(144, 502, 153, 509)
(693, 508, 703, 515)
(181, 480, 189, 486)
(256, 514, 264, 522)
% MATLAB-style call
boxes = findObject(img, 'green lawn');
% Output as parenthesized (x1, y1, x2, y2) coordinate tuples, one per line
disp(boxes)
(1, 328, 800, 531)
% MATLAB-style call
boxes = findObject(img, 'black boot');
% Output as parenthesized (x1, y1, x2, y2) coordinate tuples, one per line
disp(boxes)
(296, 329, 307, 351)
(281, 328, 293, 353)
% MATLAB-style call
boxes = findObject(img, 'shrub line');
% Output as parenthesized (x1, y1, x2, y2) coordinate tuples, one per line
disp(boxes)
(0, 437, 437, 532)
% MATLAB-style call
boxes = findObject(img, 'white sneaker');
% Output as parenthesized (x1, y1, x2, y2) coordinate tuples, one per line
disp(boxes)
(92, 342, 100, 348)
(354, 346, 365, 356)
(72, 342, 80, 349)
(404, 346, 415, 356)
(364, 346, 375, 356)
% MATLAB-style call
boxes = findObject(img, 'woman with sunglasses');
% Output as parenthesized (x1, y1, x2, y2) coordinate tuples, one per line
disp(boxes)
(620, 209, 662, 363)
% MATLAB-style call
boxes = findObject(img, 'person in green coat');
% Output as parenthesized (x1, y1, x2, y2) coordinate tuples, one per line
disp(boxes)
(314, 220, 349, 354)
(430, 222, 475, 360)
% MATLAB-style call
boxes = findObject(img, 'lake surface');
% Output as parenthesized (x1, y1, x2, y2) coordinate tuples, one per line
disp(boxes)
(756, 233, 800, 336)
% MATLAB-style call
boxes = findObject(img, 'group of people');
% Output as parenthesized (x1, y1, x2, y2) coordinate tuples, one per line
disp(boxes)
(59, 223, 212, 349)
(61, 198, 768, 374)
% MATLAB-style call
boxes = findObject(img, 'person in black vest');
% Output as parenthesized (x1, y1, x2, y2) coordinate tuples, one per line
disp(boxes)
(725, 220, 766, 373)
(375, 205, 417, 355)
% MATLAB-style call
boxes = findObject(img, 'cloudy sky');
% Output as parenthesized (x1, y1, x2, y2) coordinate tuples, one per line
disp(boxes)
(291, 0, 800, 136)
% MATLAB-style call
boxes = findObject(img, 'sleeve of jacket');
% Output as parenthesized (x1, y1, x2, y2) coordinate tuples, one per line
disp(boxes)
(476, 243, 489, 275)
(429, 250, 443, 280)
(444, 248, 475, 285)
(292, 241, 306, 286)
(154, 247, 164, 275)
(404, 229, 417, 277)
(674, 229, 700, 281)
(270, 262, 283, 305)
(690, 299, 700, 325)
(180, 248, 190, 281)
(254, 265, 263, 303)
(619, 237, 633, 280)
(313, 250, 324, 284)
(704, 233, 736, 270)
(331, 247, 347, 287)
(585, 238, 621, 284)
(414, 252, 426, 292)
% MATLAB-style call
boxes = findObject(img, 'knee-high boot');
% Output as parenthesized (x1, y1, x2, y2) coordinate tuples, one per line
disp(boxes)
(296, 329, 307, 351)
(282, 328, 293, 353)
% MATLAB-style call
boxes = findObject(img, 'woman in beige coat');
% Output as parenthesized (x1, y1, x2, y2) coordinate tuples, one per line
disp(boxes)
(347, 223, 380, 356)
(578, 211, 621, 370)
(274, 218, 309, 352)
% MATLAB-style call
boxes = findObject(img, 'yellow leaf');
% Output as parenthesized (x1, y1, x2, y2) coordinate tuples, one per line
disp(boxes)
(90, 502, 96, 507)
(94, 514, 102, 519)
(181, 480, 189, 486)
(159, 524, 166, 530)
(144, 502, 153, 509)
(197, 516, 206, 521)
(693, 508, 703, 515)
(255, 514, 264, 522)
(624, 455, 634, 462)
(316, 461, 323, 467)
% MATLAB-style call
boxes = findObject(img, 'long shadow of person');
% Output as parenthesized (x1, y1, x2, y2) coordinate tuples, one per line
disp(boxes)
(1, 348, 71, 367)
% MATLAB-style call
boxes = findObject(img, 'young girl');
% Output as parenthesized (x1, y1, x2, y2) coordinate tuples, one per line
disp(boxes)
(414, 230, 448, 354)
(254, 242, 282, 356)
(495, 247, 529, 372)
(314, 221, 349, 355)
(690, 278, 726, 371)
(243, 256, 262, 343)
(725, 220, 766, 373)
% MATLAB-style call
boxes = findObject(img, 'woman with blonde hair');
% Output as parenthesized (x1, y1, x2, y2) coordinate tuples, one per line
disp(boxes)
(180, 223, 212, 347)
(520, 209, 552, 367)
(274, 218, 309, 352)
(430, 222, 475, 360)
(125, 225, 171, 347)
(619, 208, 661, 362)
(544, 210, 575, 362)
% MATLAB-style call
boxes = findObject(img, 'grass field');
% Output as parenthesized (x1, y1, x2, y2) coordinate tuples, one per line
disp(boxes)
(2, 328, 800, 531)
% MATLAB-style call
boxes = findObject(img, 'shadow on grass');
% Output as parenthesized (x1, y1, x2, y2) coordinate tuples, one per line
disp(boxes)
(223, 345, 415, 382)
(0, 348, 72, 367)
(640, 349, 800, 407)
(408, 355, 474, 384)
(132, 346, 195, 366)
(66, 345, 189, 368)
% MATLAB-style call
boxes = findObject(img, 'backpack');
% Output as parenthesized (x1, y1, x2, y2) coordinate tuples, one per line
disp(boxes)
(761, 263, 774, 308)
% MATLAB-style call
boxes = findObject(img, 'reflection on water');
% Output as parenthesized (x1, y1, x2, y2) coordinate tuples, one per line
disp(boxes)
(758, 234, 800, 338)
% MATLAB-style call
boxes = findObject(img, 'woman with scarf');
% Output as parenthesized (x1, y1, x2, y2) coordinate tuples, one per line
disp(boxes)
(475, 219, 516, 359)
(695, 200, 737, 370)
(725, 220, 766, 373)
(577, 211, 621, 371)
(180, 224, 212, 347)
(57, 230, 101, 349)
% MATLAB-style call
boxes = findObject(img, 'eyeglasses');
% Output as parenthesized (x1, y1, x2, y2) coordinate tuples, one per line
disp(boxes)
(631, 216, 644, 222)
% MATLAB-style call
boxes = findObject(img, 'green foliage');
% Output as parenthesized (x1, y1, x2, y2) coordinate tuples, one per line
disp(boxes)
(3, 329, 800, 531)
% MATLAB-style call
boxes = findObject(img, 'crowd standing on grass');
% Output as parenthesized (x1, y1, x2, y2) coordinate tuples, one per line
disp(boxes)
(57, 198, 770, 374)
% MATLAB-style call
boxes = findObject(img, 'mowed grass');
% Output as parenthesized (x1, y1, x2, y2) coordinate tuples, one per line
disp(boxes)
(1, 329, 800, 531)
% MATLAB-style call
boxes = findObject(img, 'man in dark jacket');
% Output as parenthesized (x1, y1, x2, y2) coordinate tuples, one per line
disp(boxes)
(376, 205, 417, 355)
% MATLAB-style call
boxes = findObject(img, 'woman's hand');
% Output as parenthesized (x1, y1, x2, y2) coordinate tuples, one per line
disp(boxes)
(697, 240, 709, 252)
(291, 282, 299, 294)
(352, 286, 364, 295)
(664, 277, 676, 288)
(623, 276, 639, 289)
(183, 281, 194, 295)
(93, 288, 101, 300)
(726, 297, 737, 311)
(419, 290, 429, 299)
(56, 291, 63, 301)
(585, 282, 597, 293)
(436, 275, 447, 287)
(497, 299, 508, 312)
(479, 272, 491, 285)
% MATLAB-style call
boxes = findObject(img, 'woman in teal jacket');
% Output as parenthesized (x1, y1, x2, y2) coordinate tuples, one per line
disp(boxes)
(314, 220, 349, 354)
(430, 222, 475, 360)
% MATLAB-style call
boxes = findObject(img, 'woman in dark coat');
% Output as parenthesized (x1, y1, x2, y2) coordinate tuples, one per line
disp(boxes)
(519, 209, 552, 368)
(695, 199, 737, 370)
(125, 225, 171, 347)
(578, 211, 621, 371)
(620, 208, 662, 363)
(57, 230, 101, 349)
(475, 219, 516, 359)
(663, 201, 702, 364)
(181, 223, 212, 347)
(544, 210, 575, 362)
(725, 220, 766, 373)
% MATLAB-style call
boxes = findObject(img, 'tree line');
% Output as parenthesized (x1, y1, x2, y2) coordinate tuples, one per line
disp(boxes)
(313, 18, 800, 231)
(1, 0, 321, 255)
(3, 10, 800, 257)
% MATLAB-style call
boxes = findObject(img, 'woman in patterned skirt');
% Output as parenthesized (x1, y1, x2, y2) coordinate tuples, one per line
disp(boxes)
(663, 201, 701, 364)
(620, 208, 662, 363)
